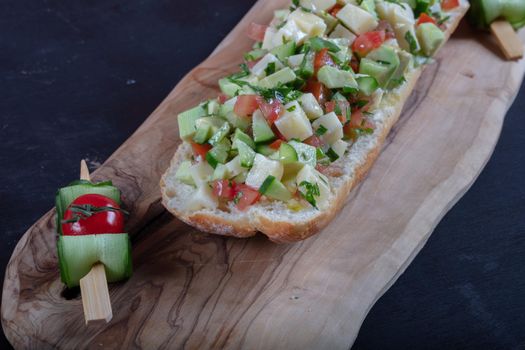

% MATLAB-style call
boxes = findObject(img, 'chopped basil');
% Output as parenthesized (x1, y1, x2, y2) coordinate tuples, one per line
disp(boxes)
(299, 180, 321, 209)
(287, 104, 297, 112)
(316, 125, 328, 136)
(265, 62, 276, 76)
(405, 31, 419, 54)
(326, 148, 339, 162)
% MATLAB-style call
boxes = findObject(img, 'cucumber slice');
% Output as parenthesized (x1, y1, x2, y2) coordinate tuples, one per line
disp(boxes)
(175, 160, 195, 185)
(270, 41, 296, 61)
(278, 142, 298, 164)
(288, 140, 317, 168)
(178, 105, 206, 141)
(416, 23, 445, 57)
(58, 233, 132, 288)
(237, 140, 256, 168)
(192, 124, 212, 144)
(208, 122, 231, 146)
(206, 142, 230, 169)
(218, 77, 242, 97)
(357, 76, 379, 96)
(259, 176, 292, 201)
(255, 143, 276, 156)
(55, 181, 121, 235)
(212, 164, 229, 180)
(253, 111, 275, 143)
(359, 58, 394, 88)
(232, 128, 255, 150)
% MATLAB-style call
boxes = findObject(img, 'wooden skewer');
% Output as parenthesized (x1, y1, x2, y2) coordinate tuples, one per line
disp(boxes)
(78, 160, 113, 325)
(490, 20, 524, 60)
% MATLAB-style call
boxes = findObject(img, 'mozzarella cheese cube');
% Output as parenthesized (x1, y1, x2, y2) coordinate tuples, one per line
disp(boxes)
(299, 93, 323, 120)
(274, 101, 313, 141)
(190, 162, 214, 185)
(336, 3, 378, 35)
(295, 165, 331, 210)
(300, 0, 337, 12)
(250, 53, 284, 78)
(288, 9, 327, 38)
(312, 112, 344, 144)
(331, 139, 348, 158)
(185, 185, 218, 211)
(245, 154, 284, 189)
(287, 53, 305, 68)
(329, 24, 357, 44)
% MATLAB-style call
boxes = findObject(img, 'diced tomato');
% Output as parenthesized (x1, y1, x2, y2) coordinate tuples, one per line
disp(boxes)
(272, 125, 287, 140)
(314, 48, 336, 74)
(352, 31, 386, 57)
(350, 55, 360, 73)
(343, 109, 376, 140)
(376, 20, 396, 39)
(218, 93, 229, 104)
(247, 22, 268, 42)
(304, 135, 323, 147)
(234, 95, 260, 117)
(326, 99, 350, 123)
(441, 0, 459, 11)
(348, 109, 365, 128)
(269, 139, 283, 150)
(328, 4, 344, 17)
(417, 13, 437, 26)
(234, 184, 261, 211)
(213, 180, 237, 201)
(258, 98, 283, 125)
(191, 142, 212, 160)
(304, 79, 331, 105)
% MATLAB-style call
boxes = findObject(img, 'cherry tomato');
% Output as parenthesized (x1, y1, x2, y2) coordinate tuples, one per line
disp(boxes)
(268, 139, 283, 150)
(417, 13, 437, 26)
(62, 194, 124, 235)
(247, 22, 268, 42)
(234, 94, 260, 117)
(441, 0, 459, 11)
(314, 48, 336, 74)
(191, 142, 212, 160)
(352, 31, 386, 57)
(213, 180, 236, 201)
(258, 98, 283, 125)
(328, 4, 344, 17)
(234, 184, 261, 211)
(304, 79, 331, 105)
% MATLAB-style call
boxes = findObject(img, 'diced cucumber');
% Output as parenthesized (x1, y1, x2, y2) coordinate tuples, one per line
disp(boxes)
(288, 140, 317, 167)
(206, 140, 230, 169)
(278, 142, 299, 164)
(326, 147, 340, 162)
(208, 122, 231, 146)
(360, 0, 377, 17)
(329, 24, 357, 43)
(178, 105, 206, 141)
(195, 116, 227, 134)
(317, 66, 358, 89)
(288, 53, 305, 68)
(233, 171, 248, 183)
(219, 97, 235, 117)
(331, 91, 347, 102)
(251, 53, 284, 78)
(245, 153, 284, 189)
(192, 123, 212, 144)
(237, 140, 256, 168)
(387, 51, 413, 89)
(416, 23, 445, 57)
(317, 10, 339, 33)
(225, 112, 251, 132)
(253, 110, 275, 143)
(357, 75, 379, 96)
(359, 58, 395, 88)
(259, 176, 292, 201)
(175, 160, 195, 185)
(232, 128, 255, 150)
(206, 100, 220, 115)
(297, 51, 315, 79)
(218, 78, 242, 97)
(271, 41, 296, 61)
(255, 143, 276, 156)
(258, 67, 297, 89)
(274, 101, 313, 141)
(331, 139, 348, 158)
(58, 233, 132, 288)
(299, 93, 323, 120)
(244, 48, 267, 62)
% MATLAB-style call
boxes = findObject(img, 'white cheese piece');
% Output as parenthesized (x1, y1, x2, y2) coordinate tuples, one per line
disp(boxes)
(274, 101, 314, 141)
(287, 53, 305, 68)
(225, 156, 243, 178)
(288, 9, 327, 38)
(262, 27, 279, 50)
(245, 154, 284, 189)
(295, 165, 331, 210)
(336, 3, 378, 35)
(275, 20, 307, 46)
(299, 93, 323, 120)
(329, 24, 357, 44)
(312, 112, 344, 144)
(376, 2, 418, 52)
(185, 185, 218, 211)
(331, 139, 348, 158)
(250, 53, 284, 78)
(190, 162, 214, 185)
(300, 0, 337, 12)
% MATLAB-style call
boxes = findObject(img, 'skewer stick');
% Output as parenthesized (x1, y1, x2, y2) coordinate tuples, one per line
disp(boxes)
(78, 160, 113, 324)
(490, 20, 524, 60)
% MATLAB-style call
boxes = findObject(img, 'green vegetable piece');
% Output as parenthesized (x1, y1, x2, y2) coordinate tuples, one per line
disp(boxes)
(175, 160, 195, 185)
(206, 140, 230, 168)
(360, 0, 377, 17)
(237, 140, 256, 168)
(357, 76, 379, 96)
(258, 176, 293, 201)
(258, 67, 297, 89)
(253, 111, 275, 143)
(212, 164, 230, 180)
(297, 51, 315, 79)
(255, 143, 277, 156)
(271, 41, 296, 61)
(278, 142, 299, 164)
(244, 48, 267, 62)
(469, 0, 525, 30)
(317, 65, 358, 89)
(308, 37, 341, 52)
(218, 77, 242, 97)
(208, 122, 231, 146)
(178, 105, 206, 141)
(387, 50, 413, 90)
(288, 140, 317, 167)
(232, 128, 255, 149)
(192, 123, 212, 144)
(416, 23, 445, 57)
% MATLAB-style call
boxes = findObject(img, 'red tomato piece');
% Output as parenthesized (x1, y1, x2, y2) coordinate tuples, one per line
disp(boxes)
(376, 20, 396, 39)
(352, 31, 386, 57)
(258, 98, 283, 125)
(62, 194, 125, 235)
(304, 135, 323, 147)
(325, 99, 350, 123)
(213, 180, 236, 201)
(234, 184, 261, 211)
(268, 139, 283, 150)
(328, 4, 344, 17)
(191, 142, 212, 160)
(417, 13, 437, 26)
(234, 94, 260, 117)
(304, 79, 331, 105)
(218, 93, 229, 104)
(441, 0, 459, 11)
(325, 101, 336, 113)
(247, 22, 268, 42)
(314, 48, 336, 74)
(272, 125, 287, 140)
(350, 55, 360, 73)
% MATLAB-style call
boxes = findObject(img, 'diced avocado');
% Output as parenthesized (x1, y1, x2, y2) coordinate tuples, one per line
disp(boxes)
(175, 160, 195, 185)
(317, 66, 358, 89)
(357, 75, 379, 96)
(312, 112, 344, 144)
(288, 140, 317, 167)
(416, 23, 445, 57)
(288, 8, 327, 38)
(192, 123, 212, 144)
(253, 110, 275, 143)
(237, 140, 256, 168)
(258, 67, 297, 89)
(251, 53, 284, 78)
(278, 142, 299, 164)
(178, 105, 206, 141)
(206, 140, 231, 169)
(299, 93, 323, 120)
(212, 164, 229, 180)
(259, 175, 293, 201)
(208, 122, 231, 146)
(218, 77, 242, 97)
(271, 41, 296, 61)
(329, 24, 357, 43)
(232, 128, 255, 149)
(256, 143, 277, 156)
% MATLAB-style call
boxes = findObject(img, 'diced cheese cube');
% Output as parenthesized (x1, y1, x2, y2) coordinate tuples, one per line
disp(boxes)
(250, 53, 284, 78)
(288, 9, 327, 38)
(190, 162, 214, 185)
(262, 27, 279, 50)
(376, 2, 418, 51)
(185, 185, 218, 211)
(336, 3, 378, 35)
(287, 53, 305, 68)
(331, 139, 348, 158)
(275, 20, 307, 46)
(312, 112, 343, 144)
(300, 0, 337, 12)
(245, 154, 284, 189)
(329, 24, 357, 44)
(299, 93, 323, 120)
(295, 165, 331, 210)
(274, 101, 313, 141)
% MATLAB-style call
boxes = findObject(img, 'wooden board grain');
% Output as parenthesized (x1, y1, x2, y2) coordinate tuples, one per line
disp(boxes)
(2, 0, 525, 347)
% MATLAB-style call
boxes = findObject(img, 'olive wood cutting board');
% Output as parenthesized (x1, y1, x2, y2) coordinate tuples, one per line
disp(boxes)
(2, 0, 525, 347)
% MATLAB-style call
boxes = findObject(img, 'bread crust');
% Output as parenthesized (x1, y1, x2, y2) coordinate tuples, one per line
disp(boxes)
(160, 3, 469, 243)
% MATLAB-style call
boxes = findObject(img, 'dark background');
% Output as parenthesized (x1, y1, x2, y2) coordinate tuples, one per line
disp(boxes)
(1, 0, 524, 348)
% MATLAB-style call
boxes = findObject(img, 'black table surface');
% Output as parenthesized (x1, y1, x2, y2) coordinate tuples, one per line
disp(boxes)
(1, 1, 524, 349)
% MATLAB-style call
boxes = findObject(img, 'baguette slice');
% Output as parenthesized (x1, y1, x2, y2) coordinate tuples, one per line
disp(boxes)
(161, 2, 469, 243)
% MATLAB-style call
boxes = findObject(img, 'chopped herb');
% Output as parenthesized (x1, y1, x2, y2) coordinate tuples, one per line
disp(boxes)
(405, 31, 419, 54)
(389, 76, 406, 88)
(355, 100, 369, 108)
(287, 104, 297, 112)
(61, 204, 129, 224)
(308, 37, 341, 53)
(375, 60, 391, 65)
(342, 86, 359, 94)
(299, 181, 321, 209)
(233, 191, 243, 204)
(265, 62, 276, 76)
(437, 15, 450, 25)
(326, 148, 339, 162)
(316, 125, 328, 136)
